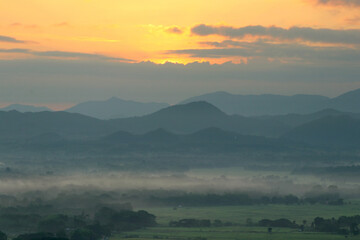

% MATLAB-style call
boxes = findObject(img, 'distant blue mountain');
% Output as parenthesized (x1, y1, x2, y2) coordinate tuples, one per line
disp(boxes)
(108, 101, 289, 137)
(282, 115, 360, 147)
(66, 97, 169, 119)
(180, 88, 360, 116)
(0, 104, 52, 112)
(328, 88, 360, 113)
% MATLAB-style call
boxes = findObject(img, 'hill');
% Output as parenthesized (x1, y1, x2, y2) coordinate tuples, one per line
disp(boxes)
(255, 108, 359, 127)
(66, 97, 169, 119)
(329, 88, 360, 113)
(180, 88, 360, 116)
(282, 115, 360, 147)
(108, 101, 289, 137)
(0, 110, 114, 139)
(180, 92, 329, 116)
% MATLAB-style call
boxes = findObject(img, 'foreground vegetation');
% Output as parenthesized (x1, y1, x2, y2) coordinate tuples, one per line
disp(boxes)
(110, 203, 360, 240)
(0, 196, 358, 239)
(113, 226, 360, 240)
(143, 203, 360, 226)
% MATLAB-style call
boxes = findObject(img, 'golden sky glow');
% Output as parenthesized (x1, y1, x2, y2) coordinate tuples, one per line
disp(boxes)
(1, 0, 359, 63)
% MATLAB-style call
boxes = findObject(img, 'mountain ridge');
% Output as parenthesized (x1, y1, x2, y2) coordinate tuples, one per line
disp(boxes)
(179, 88, 360, 116)
(66, 97, 169, 119)
(0, 104, 52, 113)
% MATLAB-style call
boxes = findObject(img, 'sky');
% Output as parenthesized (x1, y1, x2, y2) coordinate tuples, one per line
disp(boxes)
(1, 0, 360, 109)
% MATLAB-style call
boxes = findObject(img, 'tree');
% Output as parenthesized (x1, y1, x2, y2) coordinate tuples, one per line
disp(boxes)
(38, 215, 68, 233)
(0, 231, 6, 240)
(350, 223, 359, 236)
(71, 229, 96, 240)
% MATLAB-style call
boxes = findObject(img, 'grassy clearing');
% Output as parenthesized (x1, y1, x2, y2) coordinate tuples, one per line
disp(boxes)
(110, 203, 360, 240)
(141, 202, 360, 225)
(112, 226, 360, 240)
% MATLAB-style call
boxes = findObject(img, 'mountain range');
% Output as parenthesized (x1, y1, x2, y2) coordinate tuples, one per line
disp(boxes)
(66, 97, 169, 119)
(0, 104, 52, 113)
(282, 115, 360, 147)
(0, 101, 359, 148)
(0, 110, 113, 139)
(3, 88, 359, 120)
(179, 88, 360, 116)
(107, 101, 289, 137)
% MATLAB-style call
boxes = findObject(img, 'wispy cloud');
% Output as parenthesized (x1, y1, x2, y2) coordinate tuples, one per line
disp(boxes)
(33, 50, 134, 61)
(191, 24, 360, 45)
(165, 27, 183, 34)
(346, 16, 360, 24)
(54, 22, 69, 27)
(9, 23, 39, 28)
(0, 48, 134, 62)
(0, 35, 26, 43)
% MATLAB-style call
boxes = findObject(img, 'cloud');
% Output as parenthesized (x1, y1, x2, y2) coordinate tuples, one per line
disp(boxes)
(54, 22, 69, 27)
(315, 0, 360, 6)
(0, 48, 134, 62)
(0, 35, 26, 43)
(191, 24, 360, 45)
(32, 51, 134, 62)
(346, 16, 360, 24)
(9, 23, 39, 28)
(0, 48, 30, 53)
(165, 27, 183, 34)
(10, 22, 22, 27)
(199, 40, 246, 48)
(169, 40, 360, 63)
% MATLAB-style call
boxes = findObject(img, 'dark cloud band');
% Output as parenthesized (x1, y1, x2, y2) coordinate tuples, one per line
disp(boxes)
(191, 24, 360, 45)
(316, 0, 360, 6)
(168, 41, 360, 62)
(0, 35, 26, 43)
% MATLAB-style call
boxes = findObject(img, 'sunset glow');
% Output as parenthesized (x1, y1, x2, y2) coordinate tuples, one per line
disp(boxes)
(1, 0, 359, 63)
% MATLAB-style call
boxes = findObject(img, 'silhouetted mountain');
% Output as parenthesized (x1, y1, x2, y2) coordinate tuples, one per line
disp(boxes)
(282, 115, 360, 147)
(0, 111, 114, 139)
(141, 128, 180, 142)
(256, 108, 358, 127)
(0, 104, 52, 112)
(329, 88, 360, 113)
(180, 88, 360, 116)
(66, 97, 169, 119)
(108, 101, 290, 137)
(180, 92, 329, 116)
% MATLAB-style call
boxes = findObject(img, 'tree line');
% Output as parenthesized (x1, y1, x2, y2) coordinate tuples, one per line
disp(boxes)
(150, 193, 344, 207)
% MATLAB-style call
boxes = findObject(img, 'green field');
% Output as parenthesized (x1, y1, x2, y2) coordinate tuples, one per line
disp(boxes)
(144, 203, 360, 225)
(111, 203, 360, 240)
(113, 226, 360, 240)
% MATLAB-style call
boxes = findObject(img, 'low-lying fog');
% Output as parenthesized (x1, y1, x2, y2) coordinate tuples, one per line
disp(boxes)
(0, 164, 359, 201)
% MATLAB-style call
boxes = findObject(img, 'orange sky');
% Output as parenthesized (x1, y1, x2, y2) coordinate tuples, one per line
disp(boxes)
(1, 0, 359, 63)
